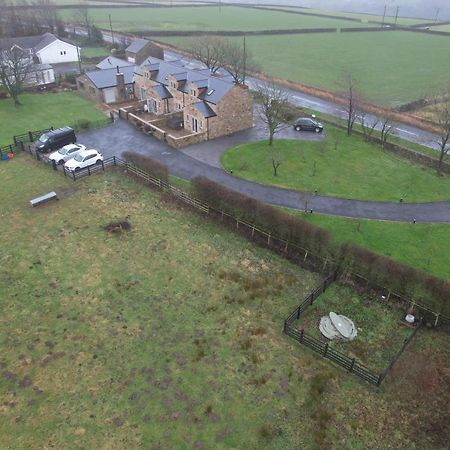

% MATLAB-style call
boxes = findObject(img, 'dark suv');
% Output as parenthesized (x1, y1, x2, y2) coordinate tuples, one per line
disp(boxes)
(35, 127, 77, 153)
(293, 118, 323, 133)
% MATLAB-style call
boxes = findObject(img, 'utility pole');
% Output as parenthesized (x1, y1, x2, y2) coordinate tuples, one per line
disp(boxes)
(243, 36, 246, 84)
(394, 6, 399, 26)
(381, 4, 387, 26)
(434, 8, 440, 23)
(109, 14, 115, 45)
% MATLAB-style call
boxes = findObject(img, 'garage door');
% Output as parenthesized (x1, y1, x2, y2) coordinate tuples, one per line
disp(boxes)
(103, 88, 116, 104)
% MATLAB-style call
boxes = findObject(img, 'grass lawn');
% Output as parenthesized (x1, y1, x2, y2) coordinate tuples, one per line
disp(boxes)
(63, 5, 375, 32)
(221, 131, 450, 202)
(81, 46, 111, 59)
(0, 92, 106, 147)
(1, 156, 449, 449)
(288, 210, 450, 282)
(296, 284, 412, 372)
(162, 31, 450, 106)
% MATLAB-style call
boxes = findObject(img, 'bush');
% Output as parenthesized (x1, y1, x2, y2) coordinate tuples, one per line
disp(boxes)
(122, 151, 169, 183)
(64, 73, 77, 84)
(77, 119, 91, 130)
(191, 177, 450, 317)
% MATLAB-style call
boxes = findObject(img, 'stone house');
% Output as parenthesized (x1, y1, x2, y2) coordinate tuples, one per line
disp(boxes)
(77, 64, 135, 104)
(134, 57, 253, 143)
(125, 39, 164, 65)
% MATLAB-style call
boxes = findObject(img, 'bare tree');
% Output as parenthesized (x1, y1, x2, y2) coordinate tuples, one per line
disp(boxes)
(360, 112, 378, 141)
(257, 81, 290, 146)
(74, 7, 92, 41)
(338, 73, 360, 136)
(269, 146, 283, 176)
(0, 45, 33, 106)
(221, 38, 257, 85)
(191, 36, 226, 74)
(434, 99, 450, 175)
(34, 0, 60, 34)
(380, 116, 394, 148)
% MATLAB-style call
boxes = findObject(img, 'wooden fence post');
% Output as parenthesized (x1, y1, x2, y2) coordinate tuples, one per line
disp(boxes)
(296, 306, 301, 319)
(434, 313, 439, 327)
(323, 342, 329, 357)
(101, 160, 105, 171)
(284, 241, 288, 252)
(113, 156, 116, 166)
(300, 329, 304, 342)
(28, 131, 33, 142)
(348, 358, 355, 373)
(72, 170, 76, 181)
(267, 233, 271, 245)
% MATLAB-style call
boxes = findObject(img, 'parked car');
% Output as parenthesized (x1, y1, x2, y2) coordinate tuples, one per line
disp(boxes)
(48, 143, 86, 165)
(293, 118, 323, 133)
(64, 149, 103, 172)
(35, 127, 76, 153)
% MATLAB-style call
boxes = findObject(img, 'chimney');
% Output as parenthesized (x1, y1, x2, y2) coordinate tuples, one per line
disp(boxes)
(116, 68, 126, 103)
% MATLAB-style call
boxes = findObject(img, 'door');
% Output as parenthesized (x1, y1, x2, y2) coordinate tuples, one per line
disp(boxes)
(103, 88, 116, 104)
(192, 117, 198, 133)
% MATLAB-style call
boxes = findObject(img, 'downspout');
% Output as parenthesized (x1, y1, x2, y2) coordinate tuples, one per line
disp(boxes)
(206, 117, 209, 140)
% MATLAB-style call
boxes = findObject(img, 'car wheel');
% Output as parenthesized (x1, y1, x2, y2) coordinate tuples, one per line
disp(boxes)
(315, 127, 320, 133)
(295, 125, 301, 131)
(75, 166, 81, 172)
(58, 159, 64, 165)
(96, 159, 102, 165)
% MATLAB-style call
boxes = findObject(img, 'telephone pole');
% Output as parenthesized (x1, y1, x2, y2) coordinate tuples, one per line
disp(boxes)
(109, 14, 115, 45)
(381, 4, 387, 26)
(394, 6, 399, 26)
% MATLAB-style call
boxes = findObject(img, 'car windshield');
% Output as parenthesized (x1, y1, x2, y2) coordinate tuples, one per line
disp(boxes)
(74, 154, 84, 162)
(38, 134, 49, 143)
(58, 147, 70, 155)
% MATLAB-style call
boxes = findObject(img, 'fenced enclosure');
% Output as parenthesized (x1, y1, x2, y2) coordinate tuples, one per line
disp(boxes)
(283, 275, 423, 386)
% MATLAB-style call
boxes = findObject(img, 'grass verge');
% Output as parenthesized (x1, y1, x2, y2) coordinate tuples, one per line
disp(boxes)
(0, 92, 106, 147)
(221, 133, 450, 202)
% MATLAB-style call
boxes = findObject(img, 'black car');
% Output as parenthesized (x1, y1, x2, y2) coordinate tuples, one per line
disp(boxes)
(35, 127, 77, 153)
(293, 118, 323, 133)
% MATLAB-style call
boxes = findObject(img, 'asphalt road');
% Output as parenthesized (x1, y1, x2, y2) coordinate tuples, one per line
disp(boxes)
(78, 120, 450, 223)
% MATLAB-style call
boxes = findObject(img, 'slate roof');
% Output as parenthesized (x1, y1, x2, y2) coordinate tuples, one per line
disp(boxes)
(194, 101, 217, 118)
(96, 56, 134, 70)
(0, 33, 74, 53)
(85, 65, 135, 89)
(126, 39, 148, 54)
(140, 57, 234, 105)
(153, 84, 172, 100)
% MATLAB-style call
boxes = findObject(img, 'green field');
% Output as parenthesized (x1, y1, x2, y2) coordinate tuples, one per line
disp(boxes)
(0, 92, 105, 147)
(64, 5, 375, 31)
(221, 131, 450, 202)
(1, 155, 449, 449)
(162, 31, 450, 105)
(81, 46, 111, 58)
(288, 210, 450, 281)
(268, 6, 428, 26)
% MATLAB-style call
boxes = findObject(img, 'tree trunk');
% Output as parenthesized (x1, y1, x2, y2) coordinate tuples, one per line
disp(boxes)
(268, 131, 274, 146)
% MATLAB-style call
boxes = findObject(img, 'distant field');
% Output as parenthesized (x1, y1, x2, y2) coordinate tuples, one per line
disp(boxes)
(267, 6, 428, 26)
(63, 5, 375, 31)
(429, 24, 450, 32)
(162, 31, 450, 105)
(81, 46, 111, 58)
(0, 92, 105, 147)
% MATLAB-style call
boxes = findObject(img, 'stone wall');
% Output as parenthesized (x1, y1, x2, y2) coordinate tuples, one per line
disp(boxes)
(208, 84, 254, 139)
(166, 132, 207, 149)
(77, 75, 104, 103)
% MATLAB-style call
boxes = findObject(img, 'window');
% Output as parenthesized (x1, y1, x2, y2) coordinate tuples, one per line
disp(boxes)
(190, 89, 196, 96)
(140, 87, 146, 100)
(207, 89, 215, 96)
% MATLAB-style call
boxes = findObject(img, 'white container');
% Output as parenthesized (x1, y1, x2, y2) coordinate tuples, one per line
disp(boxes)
(405, 314, 415, 323)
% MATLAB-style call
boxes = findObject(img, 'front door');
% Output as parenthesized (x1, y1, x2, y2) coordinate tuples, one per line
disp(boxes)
(192, 117, 198, 133)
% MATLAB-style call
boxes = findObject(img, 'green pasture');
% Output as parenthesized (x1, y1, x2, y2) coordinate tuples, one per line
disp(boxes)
(81, 46, 111, 58)
(288, 210, 450, 282)
(221, 131, 450, 202)
(0, 156, 448, 449)
(0, 92, 105, 147)
(163, 31, 450, 106)
(63, 5, 375, 32)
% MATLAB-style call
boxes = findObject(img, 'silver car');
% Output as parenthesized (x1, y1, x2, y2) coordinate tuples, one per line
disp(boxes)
(48, 143, 86, 165)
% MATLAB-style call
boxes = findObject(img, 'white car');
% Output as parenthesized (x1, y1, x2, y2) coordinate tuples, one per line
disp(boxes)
(48, 143, 86, 165)
(64, 149, 103, 172)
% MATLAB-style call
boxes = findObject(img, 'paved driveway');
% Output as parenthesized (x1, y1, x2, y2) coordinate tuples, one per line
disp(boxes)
(77, 119, 450, 223)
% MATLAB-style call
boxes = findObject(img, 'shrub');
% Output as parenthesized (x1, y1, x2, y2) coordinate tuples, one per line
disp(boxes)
(64, 73, 77, 84)
(77, 119, 91, 130)
(122, 151, 169, 183)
